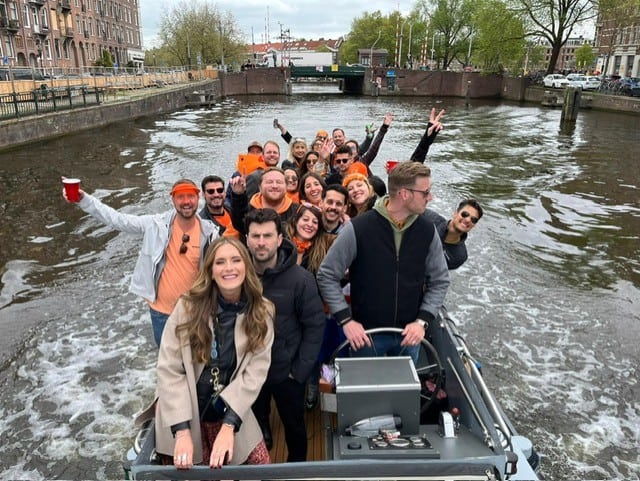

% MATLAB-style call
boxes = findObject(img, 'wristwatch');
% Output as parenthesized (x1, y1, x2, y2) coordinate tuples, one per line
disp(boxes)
(416, 319, 427, 330)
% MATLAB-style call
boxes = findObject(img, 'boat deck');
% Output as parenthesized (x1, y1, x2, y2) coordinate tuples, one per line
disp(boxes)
(268, 401, 328, 463)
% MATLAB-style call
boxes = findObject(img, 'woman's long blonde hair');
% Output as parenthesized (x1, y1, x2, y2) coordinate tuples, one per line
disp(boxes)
(177, 237, 272, 363)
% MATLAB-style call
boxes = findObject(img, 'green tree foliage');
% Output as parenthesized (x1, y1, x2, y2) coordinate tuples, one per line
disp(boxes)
(472, 0, 525, 73)
(510, 0, 596, 74)
(574, 43, 596, 71)
(416, 0, 475, 69)
(156, 0, 245, 68)
(340, 11, 397, 65)
(93, 49, 114, 68)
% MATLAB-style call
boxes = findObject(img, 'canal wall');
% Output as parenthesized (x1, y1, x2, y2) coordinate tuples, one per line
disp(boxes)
(2, 68, 638, 152)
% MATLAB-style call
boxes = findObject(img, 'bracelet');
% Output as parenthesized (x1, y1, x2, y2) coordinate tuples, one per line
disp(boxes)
(339, 317, 352, 326)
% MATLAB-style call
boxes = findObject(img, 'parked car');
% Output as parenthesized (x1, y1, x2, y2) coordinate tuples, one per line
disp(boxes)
(0, 67, 45, 81)
(619, 77, 640, 97)
(543, 74, 569, 88)
(584, 76, 601, 90)
(566, 73, 588, 89)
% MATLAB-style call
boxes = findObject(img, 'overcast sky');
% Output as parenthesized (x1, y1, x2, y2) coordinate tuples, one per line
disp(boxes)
(138, 0, 412, 48)
(138, 0, 595, 49)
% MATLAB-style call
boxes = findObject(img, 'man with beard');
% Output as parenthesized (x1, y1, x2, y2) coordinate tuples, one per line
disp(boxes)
(423, 199, 483, 270)
(320, 184, 348, 234)
(229, 167, 298, 240)
(244, 208, 325, 461)
(317, 162, 449, 363)
(199, 175, 240, 239)
(63, 178, 219, 346)
(244, 140, 282, 199)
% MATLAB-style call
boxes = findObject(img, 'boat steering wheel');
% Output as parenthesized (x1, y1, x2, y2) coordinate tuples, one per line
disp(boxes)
(329, 327, 443, 414)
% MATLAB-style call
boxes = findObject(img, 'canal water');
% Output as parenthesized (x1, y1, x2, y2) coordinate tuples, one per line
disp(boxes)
(0, 84, 638, 480)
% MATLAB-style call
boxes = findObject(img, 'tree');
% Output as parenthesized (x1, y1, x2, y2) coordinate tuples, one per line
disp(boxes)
(511, 0, 596, 74)
(574, 42, 596, 71)
(341, 10, 428, 67)
(415, 0, 475, 69)
(472, 0, 526, 73)
(94, 49, 114, 68)
(340, 11, 397, 65)
(157, 0, 245, 68)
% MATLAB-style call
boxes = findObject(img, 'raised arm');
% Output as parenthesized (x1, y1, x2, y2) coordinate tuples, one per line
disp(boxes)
(410, 108, 445, 163)
(359, 112, 393, 167)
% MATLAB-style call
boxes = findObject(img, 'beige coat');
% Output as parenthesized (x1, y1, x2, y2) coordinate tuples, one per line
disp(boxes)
(136, 298, 274, 465)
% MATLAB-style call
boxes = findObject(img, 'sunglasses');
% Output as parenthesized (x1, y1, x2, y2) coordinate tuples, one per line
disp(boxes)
(293, 137, 306, 143)
(206, 187, 224, 194)
(285, 175, 298, 182)
(405, 187, 431, 198)
(334, 157, 350, 165)
(179, 233, 190, 254)
(460, 211, 479, 224)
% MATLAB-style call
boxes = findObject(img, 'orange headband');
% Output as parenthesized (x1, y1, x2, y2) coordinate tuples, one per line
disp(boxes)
(170, 183, 200, 196)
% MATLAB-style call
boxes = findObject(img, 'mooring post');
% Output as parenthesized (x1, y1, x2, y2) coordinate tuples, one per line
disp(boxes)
(561, 87, 581, 124)
(465, 80, 471, 107)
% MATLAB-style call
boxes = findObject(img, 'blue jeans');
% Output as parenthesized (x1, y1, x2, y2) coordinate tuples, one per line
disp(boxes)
(351, 333, 420, 364)
(149, 308, 170, 347)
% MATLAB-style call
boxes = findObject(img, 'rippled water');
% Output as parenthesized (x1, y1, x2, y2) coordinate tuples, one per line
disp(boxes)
(0, 84, 638, 479)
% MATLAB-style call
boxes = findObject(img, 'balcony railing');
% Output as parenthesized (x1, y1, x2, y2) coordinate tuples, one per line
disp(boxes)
(29, 0, 46, 5)
(62, 27, 74, 37)
(59, 0, 71, 11)
(1, 17, 20, 31)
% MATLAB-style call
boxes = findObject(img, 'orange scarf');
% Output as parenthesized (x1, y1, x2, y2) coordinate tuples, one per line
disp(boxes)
(292, 235, 312, 254)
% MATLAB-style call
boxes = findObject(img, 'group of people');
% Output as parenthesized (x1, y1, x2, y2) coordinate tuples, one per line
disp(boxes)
(62, 107, 483, 469)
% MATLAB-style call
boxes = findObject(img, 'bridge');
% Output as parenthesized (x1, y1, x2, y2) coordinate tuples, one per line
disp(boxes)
(290, 65, 366, 78)
(290, 65, 368, 93)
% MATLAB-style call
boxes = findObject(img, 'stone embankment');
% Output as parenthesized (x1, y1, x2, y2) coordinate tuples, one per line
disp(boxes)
(1, 67, 637, 152)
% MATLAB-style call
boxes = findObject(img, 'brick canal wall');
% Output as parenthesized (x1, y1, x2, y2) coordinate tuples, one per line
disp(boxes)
(2, 68, 637, 152)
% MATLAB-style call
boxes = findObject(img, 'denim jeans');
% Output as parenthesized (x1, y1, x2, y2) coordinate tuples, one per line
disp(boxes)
(149, 307, 170, 347)
(351, 333, 420, 364)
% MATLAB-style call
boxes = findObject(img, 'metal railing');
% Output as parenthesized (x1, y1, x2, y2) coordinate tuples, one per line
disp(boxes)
(0, 85, 103, 120)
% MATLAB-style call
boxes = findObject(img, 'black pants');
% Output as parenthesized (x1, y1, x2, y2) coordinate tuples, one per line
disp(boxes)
(252, 377, 307, 462)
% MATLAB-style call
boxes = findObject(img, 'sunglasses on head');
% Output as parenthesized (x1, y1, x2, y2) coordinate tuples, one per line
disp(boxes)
(297, 201, 321, 214)
(206, 187, 224, 194)
(460, 211, 479, 224)
(335, 157, 350, 165)
(179, 233, 190, 254)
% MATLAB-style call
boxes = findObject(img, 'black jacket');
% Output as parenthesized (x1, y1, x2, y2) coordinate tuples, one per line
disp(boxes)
(422, 209, 468, 270)
(259, 239, 325, 384)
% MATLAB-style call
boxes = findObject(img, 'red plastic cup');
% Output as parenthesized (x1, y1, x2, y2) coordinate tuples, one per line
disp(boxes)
(385, 160, 399, 173)
(63, 178, 81, 202)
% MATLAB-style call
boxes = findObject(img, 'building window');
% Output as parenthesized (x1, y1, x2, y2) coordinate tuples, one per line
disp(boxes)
(44, 38, 51, 59)
(8, 1, 18, 20)
(22, 4, 29, 27)
(40, 7, 48, 28)
(4, 33, 13, 57)
(54, 38, 61, 58)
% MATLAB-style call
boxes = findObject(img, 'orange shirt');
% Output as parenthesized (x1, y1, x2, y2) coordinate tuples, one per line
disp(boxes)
(149, 221, 202, 314)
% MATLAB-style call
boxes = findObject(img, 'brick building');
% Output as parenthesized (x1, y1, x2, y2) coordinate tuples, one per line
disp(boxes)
(0, 0, 144, 71)
(594, 14, 639, 77)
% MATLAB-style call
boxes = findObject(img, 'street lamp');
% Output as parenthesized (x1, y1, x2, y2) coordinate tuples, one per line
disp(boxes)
(370, 30, 381, 68)
(407, 23, 414, 69)
(398, 19, 407, 68)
